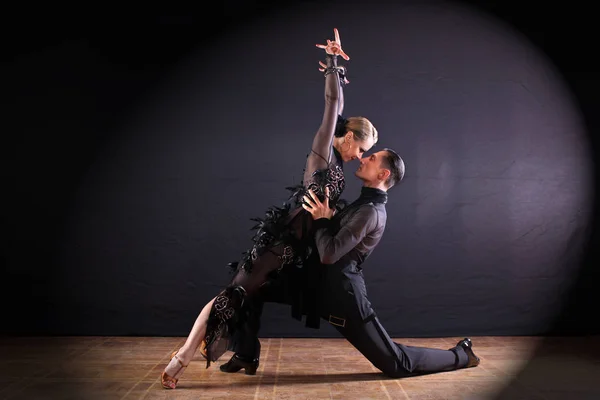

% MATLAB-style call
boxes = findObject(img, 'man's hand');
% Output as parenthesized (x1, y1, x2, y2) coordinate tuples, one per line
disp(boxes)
(302, 187, 335, 220)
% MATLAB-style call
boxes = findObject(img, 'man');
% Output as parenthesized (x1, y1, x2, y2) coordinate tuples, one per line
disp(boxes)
(221, 148, 480, 378)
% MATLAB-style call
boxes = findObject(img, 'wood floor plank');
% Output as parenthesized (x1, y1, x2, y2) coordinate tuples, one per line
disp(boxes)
(0, 336, 598, 399)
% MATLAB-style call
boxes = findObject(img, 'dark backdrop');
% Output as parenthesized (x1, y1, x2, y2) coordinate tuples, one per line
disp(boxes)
(2, 0, 597, 343)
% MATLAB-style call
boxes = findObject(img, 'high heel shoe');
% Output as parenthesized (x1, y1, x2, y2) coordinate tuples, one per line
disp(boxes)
(161, 352, 188, 389)
(199, 339, 208, 359)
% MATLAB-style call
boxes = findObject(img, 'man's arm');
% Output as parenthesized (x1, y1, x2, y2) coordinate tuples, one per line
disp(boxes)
(312, 205, 377, 265)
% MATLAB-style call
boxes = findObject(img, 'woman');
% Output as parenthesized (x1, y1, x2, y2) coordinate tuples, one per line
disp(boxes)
(161, 28, 379, 389)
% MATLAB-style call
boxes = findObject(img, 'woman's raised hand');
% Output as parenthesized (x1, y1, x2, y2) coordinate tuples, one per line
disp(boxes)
(315, 28, 350, 60)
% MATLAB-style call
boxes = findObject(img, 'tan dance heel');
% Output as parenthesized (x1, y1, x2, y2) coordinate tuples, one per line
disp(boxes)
(161, 352, 188, 389)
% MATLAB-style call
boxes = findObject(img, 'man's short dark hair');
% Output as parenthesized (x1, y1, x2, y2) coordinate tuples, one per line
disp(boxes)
(380, 148, 405, 189)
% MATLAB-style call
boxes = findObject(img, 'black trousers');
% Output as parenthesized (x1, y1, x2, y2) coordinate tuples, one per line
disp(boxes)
(229, 294, 469, 378)
(328, 313, 469, 377)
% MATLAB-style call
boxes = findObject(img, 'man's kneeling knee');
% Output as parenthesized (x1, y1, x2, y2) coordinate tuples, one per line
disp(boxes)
(377, 362, 413, 379)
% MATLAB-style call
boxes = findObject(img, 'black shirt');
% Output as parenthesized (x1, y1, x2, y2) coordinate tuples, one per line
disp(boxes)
(313, 187, 388, 321)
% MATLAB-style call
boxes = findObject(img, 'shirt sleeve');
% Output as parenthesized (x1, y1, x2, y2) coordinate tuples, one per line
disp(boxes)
(312, 205, 377, 265)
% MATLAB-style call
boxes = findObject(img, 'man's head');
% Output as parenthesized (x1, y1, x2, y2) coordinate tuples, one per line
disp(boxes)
(354, 148, 405, 191)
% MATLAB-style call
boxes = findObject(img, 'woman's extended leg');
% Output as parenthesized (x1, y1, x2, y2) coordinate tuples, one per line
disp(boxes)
(160, 244, 297, 388)
(161, 297, 215, 388)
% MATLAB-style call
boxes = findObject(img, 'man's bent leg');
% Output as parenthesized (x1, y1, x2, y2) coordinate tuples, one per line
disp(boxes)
(221, 277, 289, 373)
(227, 297, 263, 361)
(220, 297, 263, 374)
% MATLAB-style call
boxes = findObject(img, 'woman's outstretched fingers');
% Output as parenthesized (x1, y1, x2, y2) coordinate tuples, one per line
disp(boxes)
(334, 28, 341, 46)
(333, 28, 350, 60)
(316, 29, 350, 60)
(319, 61, 327, 72)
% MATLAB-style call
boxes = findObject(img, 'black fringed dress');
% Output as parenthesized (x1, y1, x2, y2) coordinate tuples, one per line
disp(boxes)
(202, 54, 348, 367)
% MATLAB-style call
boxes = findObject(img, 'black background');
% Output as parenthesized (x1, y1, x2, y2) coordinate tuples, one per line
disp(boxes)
(1, 0, 599, 396)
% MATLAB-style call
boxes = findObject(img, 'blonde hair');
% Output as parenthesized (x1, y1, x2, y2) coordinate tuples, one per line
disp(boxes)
(340, 116, 378, 144)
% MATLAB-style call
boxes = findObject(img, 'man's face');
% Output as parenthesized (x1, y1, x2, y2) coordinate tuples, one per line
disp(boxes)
(355, 150, 386, 183)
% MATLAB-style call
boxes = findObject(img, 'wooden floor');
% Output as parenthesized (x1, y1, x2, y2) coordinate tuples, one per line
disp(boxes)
(0, 335, 599, 399)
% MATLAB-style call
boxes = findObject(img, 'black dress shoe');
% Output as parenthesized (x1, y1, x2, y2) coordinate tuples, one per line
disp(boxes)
(219, 354, 259, 375)
(455, 338, 480, 368)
